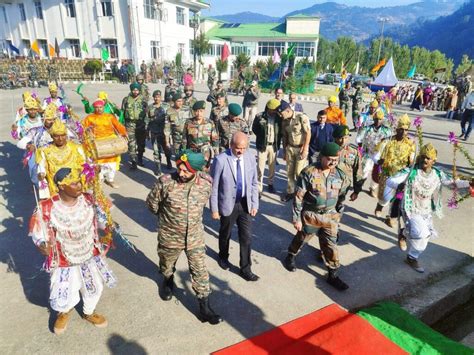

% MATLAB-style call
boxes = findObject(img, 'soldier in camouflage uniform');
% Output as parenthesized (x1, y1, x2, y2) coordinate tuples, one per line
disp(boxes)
(46, 59, 59, 85)
(350, 83, 363, 131)
(209, 92, 229, 124)
(121, 82, 147, 169)
(182, 101, 219, 165)
(167, 92, 191, 155)
(216, 103, 249, 152)
(207, 64, 216, 91)
(338, 81, 351, 120)
(164, 76, 178, 104)
(279, 101, 311, 202)
(27, 59, 39, 87)
(207, 80, 227, 109)
(283, 142, 351, 291)
(136, 74, 150, 103)
(146, 150, 223, 325)
(146, 90, 172, 175)
(183, 85, 197, 112)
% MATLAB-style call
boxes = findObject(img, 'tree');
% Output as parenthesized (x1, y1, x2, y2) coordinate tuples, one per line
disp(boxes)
(191, 33, 211, 79)
(215, 58, 228, 81)
(455, 55, 473, 76)
(232, 53, 251, 71)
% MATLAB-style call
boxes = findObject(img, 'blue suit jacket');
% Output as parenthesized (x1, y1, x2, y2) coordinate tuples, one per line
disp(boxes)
(210, 149, 259, 217)
(309, 122, 335, 157)
(293, 102, 304, 113)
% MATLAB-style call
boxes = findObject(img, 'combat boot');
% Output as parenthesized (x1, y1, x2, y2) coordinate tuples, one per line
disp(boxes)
(137, 153, 144, 167)
(327, 269, 349, 291)
(166, 157, 172, 170)
(197, 297, 223, 325)
(284, 254, 296, 272)
(154, 163, 161, 176)
(161, 275, 174, 301)
(130, 161, 138, 170)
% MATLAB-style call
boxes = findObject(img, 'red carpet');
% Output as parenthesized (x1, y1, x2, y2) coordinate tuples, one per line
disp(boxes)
(213, 304, 407, 355)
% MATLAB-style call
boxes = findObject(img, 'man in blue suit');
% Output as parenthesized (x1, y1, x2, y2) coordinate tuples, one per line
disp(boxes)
(309, 110, 334, 163)
(289, 92, 304, 113)
(210, 132, 260, 281)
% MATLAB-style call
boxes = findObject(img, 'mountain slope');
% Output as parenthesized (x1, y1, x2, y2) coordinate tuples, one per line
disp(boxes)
(211, 11, 279, 24)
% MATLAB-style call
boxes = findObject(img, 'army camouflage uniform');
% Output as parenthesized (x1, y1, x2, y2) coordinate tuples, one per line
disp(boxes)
(350, 87, 364, 129)
(183, 95, 197, 112)
(122, 94, 147, 163)
(46, 62, 59, 85)
(182, 118, 219, 163)
(168, 106, 192, 154)
(209, 104, 229, 125)
(216, 116, 249, 152)
(146, 103, 171, 172)
(338, 87, 351, 119)
(164, 84, 178, 103)
(282, 113, 311, 194)
(27, 62, 39, 87)
(288, 163, 350, 270)
(207, 88, 227, 108)
(207, 69, 216, 91)
(140, 83, 150, 103)
(146, 172, 213, 298)
(337, 144, 365, 196)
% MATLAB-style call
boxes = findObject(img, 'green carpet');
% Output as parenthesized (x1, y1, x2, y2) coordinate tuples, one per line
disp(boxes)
(357, 302, 473, 355)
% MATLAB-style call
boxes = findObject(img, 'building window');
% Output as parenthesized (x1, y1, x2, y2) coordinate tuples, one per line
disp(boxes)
(189, 39, 194, 57)
(69, 39, 80, 57)
(102, 39, 118, 59)
(65, 0, 76, 18)
(144, 0, 155, 19)
(34, 1, 44, 19)
(101, 0, 113, 17)
(257, 41, 285, 56)
(176, 7, 185, 25)
(18, 4, 26, 21)
(231, 43, 251, 56)
(1, 6, 7, 24)
(189, 9, 198, 27)
(23, 39, 32, 57)
(151, 40, 160, 60)
(178, 43, 185, 55)
(289, 42, 315, 57)
(208, 44, 223, 56)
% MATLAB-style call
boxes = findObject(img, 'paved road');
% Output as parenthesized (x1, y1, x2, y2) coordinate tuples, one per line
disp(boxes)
(0, 83, 472, 354)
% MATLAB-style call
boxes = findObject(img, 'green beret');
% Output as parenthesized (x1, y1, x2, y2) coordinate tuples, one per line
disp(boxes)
(152, 90, 161, 97)
(228, 103, 242, 116)
(216, 92, 226, 98)
(130, 82, 141, 91)
(192, 100, 206, 111)
(332, 125, 351, 139)
(321, 142, 341, 157)
(172, 91, 183, 101)
(176, 149, 207, 172)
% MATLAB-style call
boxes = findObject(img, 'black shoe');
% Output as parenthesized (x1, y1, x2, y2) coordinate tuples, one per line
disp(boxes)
(327, 274, 349, 291)
(161, 275, 174, 301)
(166, 158, 172, 170)
(217, 258, 230, 271)
(137, 155, 144, 167)
(284, 254, 296, 272)
(197, 297, 223, 325)
(130, 161, 138, 170)
(267, 185, 276, 193)
(259, 192, 262, 199)
(280, 193, 294, 202)
(154, 163, 161, 176)
(239, 270, 259, 281)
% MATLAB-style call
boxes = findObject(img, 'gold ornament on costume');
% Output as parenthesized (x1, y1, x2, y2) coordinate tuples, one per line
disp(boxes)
(22, 91, 32, 101)
(375, 110, 384, 119)
(48, 82, 58, 92)
(419, 143, 437, 160)
(98, 91, 108, 100)
(370, 100, 379, 108)
(24, 96, 39, 110)
(57, 168, 81, 186)
(44, 103, 59, 120)
(49, 119, 67, 135)
(376, 90, 384, 98)
(397, 114, 411, 129)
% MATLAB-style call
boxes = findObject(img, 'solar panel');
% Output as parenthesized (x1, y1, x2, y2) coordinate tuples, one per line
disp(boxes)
(231, 23, 240, 28)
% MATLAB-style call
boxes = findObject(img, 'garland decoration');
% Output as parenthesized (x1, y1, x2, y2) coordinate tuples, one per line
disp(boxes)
(447, 132, 473, 209)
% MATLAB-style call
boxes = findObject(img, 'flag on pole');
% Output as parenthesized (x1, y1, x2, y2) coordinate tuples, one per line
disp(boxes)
(407, 64, 416, 78)
(272, 49, 281, 64)
(31, 40, 40, 55)
(55, 38, 60, 57)
(81, 41, 89, 54)
(8, 43, 20, 55)
(355, 61, 360, 75)
(221, 43, 230, 61)
(101, 48, 110, 61)
(49, 44, 55, 57)
(370, 58, 386, 74)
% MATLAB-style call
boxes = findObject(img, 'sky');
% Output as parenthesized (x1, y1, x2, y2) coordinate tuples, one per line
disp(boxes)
(204, 0, 421, 17)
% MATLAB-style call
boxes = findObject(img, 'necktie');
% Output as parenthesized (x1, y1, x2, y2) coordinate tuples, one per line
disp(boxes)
(236, 158, 243, 203)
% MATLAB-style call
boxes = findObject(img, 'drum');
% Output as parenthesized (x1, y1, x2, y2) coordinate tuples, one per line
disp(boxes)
(94, 135, 128, 159)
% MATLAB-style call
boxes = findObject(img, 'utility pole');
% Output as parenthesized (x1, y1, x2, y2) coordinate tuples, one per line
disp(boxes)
(376, 17, 389, 64)
(191, 11, 200, 79)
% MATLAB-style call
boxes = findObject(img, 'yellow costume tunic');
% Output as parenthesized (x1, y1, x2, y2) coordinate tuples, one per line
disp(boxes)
(81, 113, 127, 168)
(36, 141, 86, 195)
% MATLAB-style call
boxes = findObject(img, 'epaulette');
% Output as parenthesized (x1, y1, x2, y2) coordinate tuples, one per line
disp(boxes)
(158, 173, 173, 185)
(197, 171, 213, 185)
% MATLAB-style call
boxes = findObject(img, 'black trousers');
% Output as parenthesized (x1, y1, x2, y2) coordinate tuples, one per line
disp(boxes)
(218, 198, 252, 273)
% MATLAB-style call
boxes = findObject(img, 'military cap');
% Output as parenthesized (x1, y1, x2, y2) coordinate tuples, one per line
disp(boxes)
(216, 92, 226, 98)
(321, 142, 341, 157)
(176, 149, 206, 173)
(192, 100, 206, 111)
(333, 125, 351, 138)
(277, 100, 291, 112)
(152, 89, 162, 97)
(136, 74, 144, 80)
(130, 82, 141, 91)
(228, 103, 242, 116)
(173, 91, 183, 101)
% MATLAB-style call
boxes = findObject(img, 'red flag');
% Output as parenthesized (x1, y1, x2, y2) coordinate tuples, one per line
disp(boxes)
(221, 43, 230, 61)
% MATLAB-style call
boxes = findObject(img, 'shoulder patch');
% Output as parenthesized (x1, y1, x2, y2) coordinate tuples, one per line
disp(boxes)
(197, 172, 213, 185)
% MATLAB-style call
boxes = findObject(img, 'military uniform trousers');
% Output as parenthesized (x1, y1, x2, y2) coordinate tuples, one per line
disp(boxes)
(150, 133, 171, 165)
(257, 144, 276, 192)
(126, 120, 146, 161)
(340, 101, 350, 119)
(285, 145, 308, 194)
(288, 210, 342, 270)
(243, 105, 258, 131)
(158, 244, 210, 298)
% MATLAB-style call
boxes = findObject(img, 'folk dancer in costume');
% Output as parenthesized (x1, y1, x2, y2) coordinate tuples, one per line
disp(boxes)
(146, 150, 223, 325)
(82, 99, 127, 188)
(36, 119, 86, 198)
(13, 91, 43, 124)
(81, 91, 124, 124)
(374, 114, 416, 228)
(283, 143, 351, 291)
(29, 167, 116, 335)
(216, 103, 249, 153)
(182, 101, 219, 167)
(168, 92, 192, 155)
(325, 96, 347, 126)
(42, 83, 65, 120)
(356, 110, 392, 197)
(146, 90, 172, 175)
(374, 90, 389, 116)
(12, 95, 43, 139)
(357, 100, 380, 129)
(386, 143, 472, 272)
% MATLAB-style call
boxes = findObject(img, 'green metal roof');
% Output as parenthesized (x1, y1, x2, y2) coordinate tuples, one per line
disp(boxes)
(206, 22, 319, 40)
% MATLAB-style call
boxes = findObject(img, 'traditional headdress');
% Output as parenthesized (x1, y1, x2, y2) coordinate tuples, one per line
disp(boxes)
(176, 149, 206, 173)
(92, 99, 105, 107)
(43, 103, 59, 120)
(376, 90, 384, 98)
(48, 82, 58, 92)
(22, 91, 32, 101)
(328, 96, 337, 103)
(375, 110, 384, 120)
(24, 96, 40, 110)
(397, 114, 411, 129)
(419, 143, 437, 160)
(54, 167, 81, 186)
(370, 100, 379, 108)
(97, 91, 108, 100)
(49, 119, 67, 136)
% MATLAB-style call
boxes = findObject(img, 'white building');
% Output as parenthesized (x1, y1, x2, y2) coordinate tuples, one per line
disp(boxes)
(0, 0, 209, 66)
